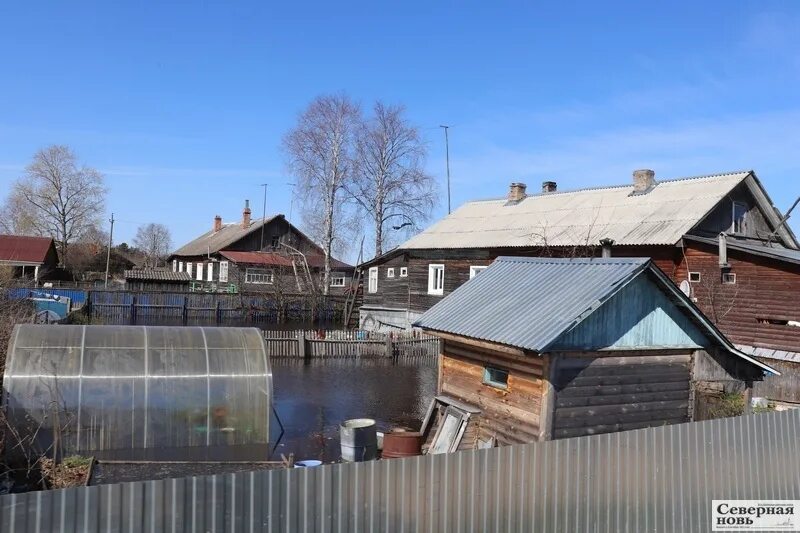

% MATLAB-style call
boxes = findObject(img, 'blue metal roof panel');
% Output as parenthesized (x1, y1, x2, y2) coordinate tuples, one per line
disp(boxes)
(413, 256, 649, 352)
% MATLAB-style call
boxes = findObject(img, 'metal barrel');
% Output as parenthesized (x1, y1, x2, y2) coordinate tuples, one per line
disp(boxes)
(339, 418, 378, 462)
(381, 430, 423, 459)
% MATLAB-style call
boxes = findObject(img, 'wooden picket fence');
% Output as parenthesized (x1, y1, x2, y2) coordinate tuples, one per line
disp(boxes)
(263, 329, 441, 359)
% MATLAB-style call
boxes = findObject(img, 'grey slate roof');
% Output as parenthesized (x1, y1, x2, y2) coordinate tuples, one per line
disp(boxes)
(124, 269, 192, 282)
(413, 256, 778, 374)
(172, 215, 281, 257)
(398, 171, 797, 250)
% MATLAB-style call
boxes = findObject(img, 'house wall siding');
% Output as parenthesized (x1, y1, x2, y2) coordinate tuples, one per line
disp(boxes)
(675, 241, 800, 352)
(439, 338, 543, 446)
(550, 350, 692, 439)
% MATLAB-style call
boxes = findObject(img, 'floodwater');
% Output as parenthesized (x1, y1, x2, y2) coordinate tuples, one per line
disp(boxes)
(90, 357, 437, 485)
(270, 357, 438, 462)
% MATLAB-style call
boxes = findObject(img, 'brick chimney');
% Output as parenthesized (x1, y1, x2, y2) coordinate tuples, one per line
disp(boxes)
(632, 169, 656, 193)
(507, 182, 527, 203)
(542, 181, 557, 193)
(213, 215, 222, 233)
(242, 200, 251, 228)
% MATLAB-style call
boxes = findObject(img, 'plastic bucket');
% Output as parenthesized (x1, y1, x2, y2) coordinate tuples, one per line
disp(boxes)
(294, 460, 323, 468)
(340, 418, 378, 462)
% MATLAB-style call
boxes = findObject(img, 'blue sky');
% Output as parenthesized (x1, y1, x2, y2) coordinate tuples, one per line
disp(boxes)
(1, 2, 799, 258)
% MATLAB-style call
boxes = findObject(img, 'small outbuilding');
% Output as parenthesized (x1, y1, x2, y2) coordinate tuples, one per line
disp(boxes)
(414, 257, 777, 451)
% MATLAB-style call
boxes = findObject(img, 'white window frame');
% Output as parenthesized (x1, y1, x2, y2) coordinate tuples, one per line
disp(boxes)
(400, 267, 408, 277)
(207, 263, 214, 282)
(732, 201, 748, 234)
(331, 275, 346, 287)
(178, 261, 184, 272)
(368, 267, 378, 293)
(186, 262, 193, 277)
(722, 272, 736, 285)
(246, 268, 274, 284)
(196, 263, 204, 281)
(689, 271, 701, 283)
(172, 259, 177, 272)
(469, 265, 488, 279)
(387, 267, 395, 278)
(219, 261, 229, 283)
(428, 264, 445, 296)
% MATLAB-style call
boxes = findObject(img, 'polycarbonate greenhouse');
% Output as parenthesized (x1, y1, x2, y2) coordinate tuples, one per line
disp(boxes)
(3, 325, 272, 460)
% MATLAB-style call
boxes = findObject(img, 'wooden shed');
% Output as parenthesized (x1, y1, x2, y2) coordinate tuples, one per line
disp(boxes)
(414, 257, 778, 451)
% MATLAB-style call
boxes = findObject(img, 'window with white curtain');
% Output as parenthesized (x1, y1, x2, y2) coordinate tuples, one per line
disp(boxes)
(219, 261, 229, 283)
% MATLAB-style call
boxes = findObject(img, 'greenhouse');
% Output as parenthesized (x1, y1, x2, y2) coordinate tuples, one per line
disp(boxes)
(3, 325, 272, 461)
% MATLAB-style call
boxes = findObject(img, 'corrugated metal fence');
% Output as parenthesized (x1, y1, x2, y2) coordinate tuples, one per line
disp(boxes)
(2, 410, 799, 532)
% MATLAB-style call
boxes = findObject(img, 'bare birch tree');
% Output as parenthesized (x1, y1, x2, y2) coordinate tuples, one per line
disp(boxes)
(4, 145, 106, 268)
(283, 95, 361, 295)
(133, 223, 172, 268)
(351, 102, 437, 257)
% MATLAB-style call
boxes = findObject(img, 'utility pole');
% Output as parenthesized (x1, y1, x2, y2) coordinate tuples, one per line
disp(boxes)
(104, 213, 114, 288)
(286, 182, 296, 222)
(440, 125, 451, 214)
(260, 183, 268, 251)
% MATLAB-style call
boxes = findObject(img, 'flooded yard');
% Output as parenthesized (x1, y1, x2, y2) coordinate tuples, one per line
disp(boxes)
(270, 357, 438, 462)
(90, 356, 437, 484)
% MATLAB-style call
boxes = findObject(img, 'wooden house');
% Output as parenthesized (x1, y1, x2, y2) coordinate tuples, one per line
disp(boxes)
(169, 200, 352, 294)
(414, 257, 777, 450)
(359, 170, 800, 402)
(0, 234, 59, 284)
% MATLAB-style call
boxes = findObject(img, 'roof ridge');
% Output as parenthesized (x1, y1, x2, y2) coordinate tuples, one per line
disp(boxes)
(457, 170, 752, 204)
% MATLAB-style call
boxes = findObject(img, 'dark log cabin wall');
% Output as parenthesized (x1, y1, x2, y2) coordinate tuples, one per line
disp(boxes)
(674, 241, 800, 352)
(548, 350, 693, 439)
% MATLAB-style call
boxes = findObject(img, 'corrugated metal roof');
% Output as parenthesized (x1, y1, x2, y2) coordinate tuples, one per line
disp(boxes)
(124, 269, 192, 281)
(736, 344, 800, 363)
(415, 256, 650, 351)
(401, 172, 751, 249)
(413, 256, 779, 374)
(685, 235, 800, 265)
(0, 234, 55, 264)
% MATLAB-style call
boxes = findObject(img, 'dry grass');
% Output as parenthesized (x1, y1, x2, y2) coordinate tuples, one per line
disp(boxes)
(39, 456, 92, 489)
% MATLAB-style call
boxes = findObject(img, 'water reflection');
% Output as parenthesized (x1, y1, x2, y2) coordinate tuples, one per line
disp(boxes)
(270, 357, 438, 462)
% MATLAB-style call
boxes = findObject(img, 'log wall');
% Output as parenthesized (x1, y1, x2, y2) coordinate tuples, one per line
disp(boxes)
(550, 351, 692, 439)
(439, 338, 544, 446)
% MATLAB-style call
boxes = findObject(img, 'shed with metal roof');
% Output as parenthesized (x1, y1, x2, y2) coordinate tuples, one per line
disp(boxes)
(413, 257, 776, 450)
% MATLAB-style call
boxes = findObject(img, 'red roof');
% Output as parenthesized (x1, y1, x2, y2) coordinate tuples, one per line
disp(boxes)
(0, 235, 55, 264)
(218, 250, 294, 267)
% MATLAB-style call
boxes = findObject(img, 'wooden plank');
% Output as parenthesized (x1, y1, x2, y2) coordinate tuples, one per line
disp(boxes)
(434, 331, 530, 358)
(553, 405, 689, 429)
(555, 389, 690, 408)
(553, 416, 687, 439)
(555, 369, 689, 388)
(539, 354, 557, 441)
(555, 399, 690, 419)
(555, 380, 690, 398)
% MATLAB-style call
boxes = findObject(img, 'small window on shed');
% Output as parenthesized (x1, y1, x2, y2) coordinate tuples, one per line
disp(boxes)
(387, 267, 395, 278)
(689, 272, 701, 283)
(400, 267, 408, 277)
(271, 236, 280, 248)
(722, 272, 736, 284)
(483, 366, 509, 390)
(732, 202, 748, 234)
